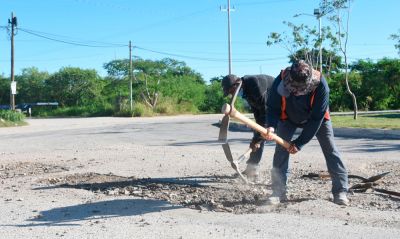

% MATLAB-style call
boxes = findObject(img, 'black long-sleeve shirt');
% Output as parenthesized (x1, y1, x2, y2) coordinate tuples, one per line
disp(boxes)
(240, 74, 275, 141)
(266, 74, 330, 149)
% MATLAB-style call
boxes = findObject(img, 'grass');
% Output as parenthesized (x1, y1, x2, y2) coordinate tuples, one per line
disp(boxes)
(331, 113, 400, 130)
(0, 110, 27, 127)
(0, 119, 27, 127)
(232, 112, 400, 130)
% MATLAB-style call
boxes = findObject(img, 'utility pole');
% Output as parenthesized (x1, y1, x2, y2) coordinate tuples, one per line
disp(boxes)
(221, 0, 235, 75)
(8, 12, 17, 110)
(129, 41, 133, 111)
(314, 8, 323, 73)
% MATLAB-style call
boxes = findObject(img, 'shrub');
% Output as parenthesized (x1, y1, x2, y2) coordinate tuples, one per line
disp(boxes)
(0, 110, 25, 122)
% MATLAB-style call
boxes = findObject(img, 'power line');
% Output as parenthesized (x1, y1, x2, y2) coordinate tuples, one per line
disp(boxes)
(9, 27, 395, 65)
(134, 46, 287, 62)
(8, 26, 287, 63)
(18, 27, 127, 48)
(235, 0, 295, 7)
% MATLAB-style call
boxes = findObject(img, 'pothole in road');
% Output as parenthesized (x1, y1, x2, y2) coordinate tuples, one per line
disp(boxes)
(40, 172, 270, 213)
(40, 167, 400, 214)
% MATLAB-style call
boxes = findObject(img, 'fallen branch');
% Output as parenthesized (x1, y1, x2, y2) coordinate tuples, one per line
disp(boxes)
(302, 172, 390, 183)
(374, 188, 400, 197)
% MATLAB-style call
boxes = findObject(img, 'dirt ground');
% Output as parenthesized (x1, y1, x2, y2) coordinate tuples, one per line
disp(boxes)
(1, 116, 399, 238)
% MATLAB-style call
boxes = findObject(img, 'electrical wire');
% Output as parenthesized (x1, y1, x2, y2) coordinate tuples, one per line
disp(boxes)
(235, 0, 295, 7)
(134, 46, 287, 62)
(18, 27, 127, 48)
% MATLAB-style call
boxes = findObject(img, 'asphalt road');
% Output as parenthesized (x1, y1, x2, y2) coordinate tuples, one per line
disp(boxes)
(0, 115, 399, 239)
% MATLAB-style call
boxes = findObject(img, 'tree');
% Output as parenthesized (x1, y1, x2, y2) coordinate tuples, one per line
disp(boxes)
(352, 58, 400, 110)
(104, 58, 206, 111)
(267, 21, 339, 73)
(46, 67, 103, 107)
(15, 67, 50, 103)
(289, 48, 343, 77)
(390, 29, 400, 55)
(323, 0, 358, 118)
(0, 74, 10, 105)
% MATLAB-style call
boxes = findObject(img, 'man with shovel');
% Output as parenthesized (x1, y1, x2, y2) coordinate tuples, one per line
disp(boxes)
(222, 74, 275, 182)
(263, 60, 349, 205)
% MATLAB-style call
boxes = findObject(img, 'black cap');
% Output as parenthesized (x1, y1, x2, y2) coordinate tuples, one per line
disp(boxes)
(221, 74, 239, 96)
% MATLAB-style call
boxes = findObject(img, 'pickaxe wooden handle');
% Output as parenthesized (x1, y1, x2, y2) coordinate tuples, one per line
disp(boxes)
(222, 103, 291, 150)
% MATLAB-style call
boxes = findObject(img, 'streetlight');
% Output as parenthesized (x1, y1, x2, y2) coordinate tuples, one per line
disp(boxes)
(294, 8, 323, 73)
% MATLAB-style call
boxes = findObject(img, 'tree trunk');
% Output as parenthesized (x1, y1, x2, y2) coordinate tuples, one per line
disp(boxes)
(344, 55, 358, 119)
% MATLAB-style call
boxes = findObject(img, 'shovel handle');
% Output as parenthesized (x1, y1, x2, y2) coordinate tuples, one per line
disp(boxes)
(222, 103, 291, 150)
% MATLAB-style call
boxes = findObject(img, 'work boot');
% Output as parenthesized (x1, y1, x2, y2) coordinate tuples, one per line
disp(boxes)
(265, 192, 288, 205)
(333, 192, 349, 206)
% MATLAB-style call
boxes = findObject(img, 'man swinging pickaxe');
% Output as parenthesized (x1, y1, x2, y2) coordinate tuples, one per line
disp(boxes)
(218, 74, 275, 183)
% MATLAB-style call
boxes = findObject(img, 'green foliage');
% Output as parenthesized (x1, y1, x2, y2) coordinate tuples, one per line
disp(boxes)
(104, 57, 207, 114)
(327, 58, 400, 111)
(35, 103, 113, 117)
(199, 77, 225, 112)
(0, 74, 11, 105)
(0, 110, 25, 122)
(331, 113, 400, 130)
(46, 67, 104, 107)
(154, 97, 176, 115)
(3, 51, 399, 118)
(159, 75, 205, 108)
(289, 48, 343, 76)
(327, 71, 362, 111)
(390, 30, 400, 55)
(198, 76, 248, 113)
(15, 67, 50, 103)
(267, 21, 339, 70)
(351, 58, 400, 110)
(133, 103, 154, 117)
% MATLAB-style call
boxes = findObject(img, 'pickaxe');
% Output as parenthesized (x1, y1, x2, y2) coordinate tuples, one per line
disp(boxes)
(218, 81, 242, 142)
(219, 103, 290, 184)
(218, 81, 252, 183)
(221, 103, 291, 150)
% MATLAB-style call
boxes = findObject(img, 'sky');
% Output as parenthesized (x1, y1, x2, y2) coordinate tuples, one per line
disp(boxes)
(0, 0, 399, 83)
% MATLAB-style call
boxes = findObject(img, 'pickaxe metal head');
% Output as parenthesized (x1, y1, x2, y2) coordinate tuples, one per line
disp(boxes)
(221, 142, 249, 184)
(218, 81, 242, 142)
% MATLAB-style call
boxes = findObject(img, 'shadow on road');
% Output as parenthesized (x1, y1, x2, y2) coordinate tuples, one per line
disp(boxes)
(12, 199, 180, 227)
(340, 138, 400, 153)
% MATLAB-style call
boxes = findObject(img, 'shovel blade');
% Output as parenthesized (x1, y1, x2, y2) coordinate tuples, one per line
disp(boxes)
(218, 115, 230, 141)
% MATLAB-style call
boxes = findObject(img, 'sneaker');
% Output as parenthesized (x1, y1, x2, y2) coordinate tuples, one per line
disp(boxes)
(265, 193, 288, 205)
(333, 192, 349, 206)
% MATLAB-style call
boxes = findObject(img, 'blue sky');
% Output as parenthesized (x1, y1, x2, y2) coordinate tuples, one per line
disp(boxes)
(0, 0, 399, 82)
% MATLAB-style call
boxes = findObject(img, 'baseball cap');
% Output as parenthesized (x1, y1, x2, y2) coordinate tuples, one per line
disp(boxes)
(221, 74, 239, 96)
